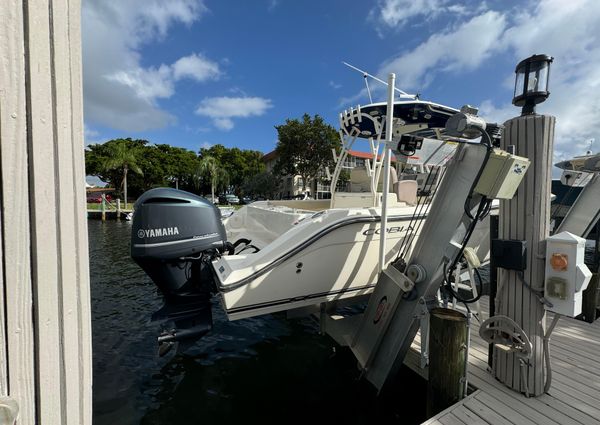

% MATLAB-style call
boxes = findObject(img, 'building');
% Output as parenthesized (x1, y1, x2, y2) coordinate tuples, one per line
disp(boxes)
(262, 149, 395, 199)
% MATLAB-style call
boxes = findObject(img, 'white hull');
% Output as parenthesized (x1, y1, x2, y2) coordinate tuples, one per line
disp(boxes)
(213, 202, 491, 320)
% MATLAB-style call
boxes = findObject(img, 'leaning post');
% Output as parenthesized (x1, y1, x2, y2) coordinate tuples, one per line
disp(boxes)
(492, 55, 555, 396)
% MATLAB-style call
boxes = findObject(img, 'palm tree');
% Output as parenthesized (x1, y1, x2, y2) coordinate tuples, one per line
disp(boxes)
(196, 156, 222, 201)
(102, 139, 143, 209)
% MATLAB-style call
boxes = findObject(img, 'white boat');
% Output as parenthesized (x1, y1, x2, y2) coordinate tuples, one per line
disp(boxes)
(130, 98, 496, 350)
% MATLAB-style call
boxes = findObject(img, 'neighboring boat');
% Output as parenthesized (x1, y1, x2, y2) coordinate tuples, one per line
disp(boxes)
(130, 99, 496, 351)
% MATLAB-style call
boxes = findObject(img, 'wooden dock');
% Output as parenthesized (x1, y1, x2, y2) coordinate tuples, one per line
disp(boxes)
(405, 296, 600, 425)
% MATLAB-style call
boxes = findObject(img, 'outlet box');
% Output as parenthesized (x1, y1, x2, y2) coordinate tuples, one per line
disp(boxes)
(544, 231, 592, 317)
(474, 149, 530, 199)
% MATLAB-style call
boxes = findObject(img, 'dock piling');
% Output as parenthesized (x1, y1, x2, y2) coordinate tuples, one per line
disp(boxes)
(101, 193, 106, 221)
(426, 307, 468, 417)
(493, 114, 555, 396)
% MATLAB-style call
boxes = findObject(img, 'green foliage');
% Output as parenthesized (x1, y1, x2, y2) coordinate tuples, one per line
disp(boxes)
(199, 144, 265, 194)
(242, 171, 282, 198)
(86, 138, 199, 198)
(274, 114, 340, 190)
(86, 139, 267, 199)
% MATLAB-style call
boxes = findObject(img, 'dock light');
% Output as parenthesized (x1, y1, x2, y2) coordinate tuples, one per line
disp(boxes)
(512, 54, 553, 115)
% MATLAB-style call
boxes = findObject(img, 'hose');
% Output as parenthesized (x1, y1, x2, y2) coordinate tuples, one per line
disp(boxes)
(543, 314, 561, 393)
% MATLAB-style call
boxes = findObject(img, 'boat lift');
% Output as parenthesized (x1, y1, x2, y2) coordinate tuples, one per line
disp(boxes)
(324, 76, 532, 390)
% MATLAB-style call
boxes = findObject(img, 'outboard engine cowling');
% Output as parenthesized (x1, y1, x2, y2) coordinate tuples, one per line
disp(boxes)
(131, 188, 226, 355)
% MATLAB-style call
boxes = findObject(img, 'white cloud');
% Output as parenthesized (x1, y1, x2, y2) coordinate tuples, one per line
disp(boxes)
(370, 0, 448, 28)
(369, 0, 489, 32)
(329, 81, 342, 89)
(172, 53, 221, 82)
(200, 141, 213, 149)
(195, 96, 273, 130)
(481, 0, 600, 163)
(366, 0, 600, 168)
(378, 11, 507, 90)
(83, 125, 101, 146)
(106, 65, 174, 102)
(82, 0, 218, 132)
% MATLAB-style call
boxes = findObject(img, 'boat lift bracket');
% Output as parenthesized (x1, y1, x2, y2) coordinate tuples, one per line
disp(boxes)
(349, 141, 489, 391)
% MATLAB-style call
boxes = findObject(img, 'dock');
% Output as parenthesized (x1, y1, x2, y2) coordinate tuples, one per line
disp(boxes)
(405, 296, 600, 425)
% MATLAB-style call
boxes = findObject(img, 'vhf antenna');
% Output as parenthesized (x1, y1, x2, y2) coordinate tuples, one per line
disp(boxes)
(342, 61, 417, 100)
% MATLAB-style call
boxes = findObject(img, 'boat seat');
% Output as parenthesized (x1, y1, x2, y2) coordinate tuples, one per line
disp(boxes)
(394, 180, 418, 205)
(349, 167, 371, 192)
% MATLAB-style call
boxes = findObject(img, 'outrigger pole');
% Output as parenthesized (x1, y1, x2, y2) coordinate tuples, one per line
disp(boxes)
(342, 62, 417, 99)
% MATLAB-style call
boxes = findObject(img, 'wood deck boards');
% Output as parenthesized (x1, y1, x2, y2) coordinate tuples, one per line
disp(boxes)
(409, 296, 600, 425)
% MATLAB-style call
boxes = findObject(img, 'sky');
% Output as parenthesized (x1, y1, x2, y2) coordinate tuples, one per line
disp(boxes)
(82, 0, 600, 169)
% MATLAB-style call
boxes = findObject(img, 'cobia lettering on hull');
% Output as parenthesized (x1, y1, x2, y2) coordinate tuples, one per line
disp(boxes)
(362, 226, 407, 236)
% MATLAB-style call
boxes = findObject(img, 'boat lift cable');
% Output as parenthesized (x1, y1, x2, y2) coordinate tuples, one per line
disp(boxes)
(394, 153, 450, 263)
(543, 314, 561, 393)
(397, 166, 447, 262)
(394, 159, 447, 259)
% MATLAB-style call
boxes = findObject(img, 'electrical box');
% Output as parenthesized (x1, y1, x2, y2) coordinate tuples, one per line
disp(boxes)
(491, 239, 527, 271)
(474, 149, 530, 199)
(544, 231, 592, 317)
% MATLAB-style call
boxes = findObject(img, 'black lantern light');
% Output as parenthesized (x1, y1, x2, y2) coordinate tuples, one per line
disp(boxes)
(512, 54, 553, 115)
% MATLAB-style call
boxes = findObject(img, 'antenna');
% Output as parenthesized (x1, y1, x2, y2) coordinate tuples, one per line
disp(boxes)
(342, 61, 417, 99)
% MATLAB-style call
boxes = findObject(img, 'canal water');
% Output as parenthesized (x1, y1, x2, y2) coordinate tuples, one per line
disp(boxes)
(90, 220, 428, 425)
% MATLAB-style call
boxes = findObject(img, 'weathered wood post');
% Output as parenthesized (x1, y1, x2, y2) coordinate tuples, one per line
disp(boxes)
(488, 214, 499, 368)
(0, 0, 93, 424)
(493, 114, 555, 396)
(427, 308, 468, 417)
(582, 224, 599, 322)
(101, 193, 107, 221)
(116, 198, 121, 220)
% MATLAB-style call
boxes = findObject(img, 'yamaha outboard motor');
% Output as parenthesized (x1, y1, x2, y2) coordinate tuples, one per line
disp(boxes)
(131, 188, 226, 355)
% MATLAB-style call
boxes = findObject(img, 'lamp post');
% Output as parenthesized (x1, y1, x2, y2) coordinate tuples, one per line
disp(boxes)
(512, 54, 553, 115)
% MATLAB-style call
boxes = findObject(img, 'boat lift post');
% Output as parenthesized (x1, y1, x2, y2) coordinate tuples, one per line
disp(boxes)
(379, 73, 395, 273)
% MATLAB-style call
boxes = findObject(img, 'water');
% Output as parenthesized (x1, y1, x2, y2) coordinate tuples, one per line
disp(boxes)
(90, 220, 427, 425)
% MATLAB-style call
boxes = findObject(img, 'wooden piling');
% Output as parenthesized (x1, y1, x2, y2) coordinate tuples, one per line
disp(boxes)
(582, 274, 598, 323)
(427, 308, 468, 417)
(0, 1, 92, 423)
(101, 193, 106, 222)
(493, 114, 555, 396)
(582, 224, 600, 323)
(488, 214, 499, 368)
(116, 198, 121, 220)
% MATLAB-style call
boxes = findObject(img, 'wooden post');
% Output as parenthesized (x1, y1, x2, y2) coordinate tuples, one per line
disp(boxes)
(101, 193, 106, 222)
(582, 274, 598, 323)
(116, 198, 121, 220)
(582, 223, 600, 322)
(493, 114, 555, 396)
(0, 1, 92, 424)
(488, 214, 499, 368)
(427, 308, 468, 417)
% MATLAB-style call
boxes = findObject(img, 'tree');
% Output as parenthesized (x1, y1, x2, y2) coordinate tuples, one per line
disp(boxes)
(196, 156, 224, 201)
(242, 171, 282, 198)
(86, 139, 202, 199)
(274, 114, 340, 192)
(199, 144, 265, 194)
(101, 139, 144, 208)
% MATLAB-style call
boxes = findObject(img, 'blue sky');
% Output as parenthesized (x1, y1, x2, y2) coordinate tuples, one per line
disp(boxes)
(83, 0, 600, 164)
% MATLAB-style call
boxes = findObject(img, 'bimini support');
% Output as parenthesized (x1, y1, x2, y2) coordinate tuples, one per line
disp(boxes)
(379, 73, 396, 273)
